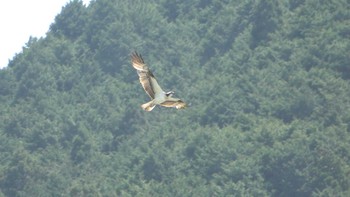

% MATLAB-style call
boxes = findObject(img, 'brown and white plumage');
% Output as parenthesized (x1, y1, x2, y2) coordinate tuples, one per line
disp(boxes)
(131, 52, 187, 111)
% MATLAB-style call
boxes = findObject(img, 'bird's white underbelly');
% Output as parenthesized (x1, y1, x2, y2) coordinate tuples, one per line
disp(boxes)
(154, 92, 166, 104)
(150, 77, 166, 104)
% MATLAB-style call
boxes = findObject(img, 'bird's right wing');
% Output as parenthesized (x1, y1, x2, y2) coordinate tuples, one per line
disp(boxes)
(160, 97, 187, 109)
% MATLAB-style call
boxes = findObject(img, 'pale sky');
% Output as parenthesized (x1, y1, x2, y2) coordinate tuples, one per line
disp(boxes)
(0, 0, 91, 69)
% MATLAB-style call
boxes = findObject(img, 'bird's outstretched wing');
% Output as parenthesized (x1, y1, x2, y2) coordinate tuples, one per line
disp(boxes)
(131, 52, 164, 99)
(160, 98, 187, 109)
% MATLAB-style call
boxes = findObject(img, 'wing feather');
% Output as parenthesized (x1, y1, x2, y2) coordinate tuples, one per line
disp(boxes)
(136, 70, 156, 99)
(160, 98, 187, 109)
(131, 52, 165, 99)
(131, 52, 148, 71)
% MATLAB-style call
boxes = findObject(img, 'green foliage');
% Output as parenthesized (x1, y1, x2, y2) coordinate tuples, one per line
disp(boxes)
(50, 0, 88, 40)
(1, 0, 349, 196)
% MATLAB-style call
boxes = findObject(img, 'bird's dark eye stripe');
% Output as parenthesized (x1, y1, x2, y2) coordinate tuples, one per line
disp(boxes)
(166, 91, 174, 96)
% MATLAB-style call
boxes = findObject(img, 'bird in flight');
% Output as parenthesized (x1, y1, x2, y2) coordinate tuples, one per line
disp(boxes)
(131, 52, 187, 111)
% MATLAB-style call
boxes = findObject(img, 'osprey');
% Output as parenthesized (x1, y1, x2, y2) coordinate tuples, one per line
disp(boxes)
(131, 52, 187, 111)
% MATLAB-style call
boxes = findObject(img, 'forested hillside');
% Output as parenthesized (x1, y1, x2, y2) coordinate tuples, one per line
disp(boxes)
(1, 0, 350, 196)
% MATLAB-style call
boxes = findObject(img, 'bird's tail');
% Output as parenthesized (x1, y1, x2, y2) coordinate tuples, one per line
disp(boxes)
(141, 100, 156, 111)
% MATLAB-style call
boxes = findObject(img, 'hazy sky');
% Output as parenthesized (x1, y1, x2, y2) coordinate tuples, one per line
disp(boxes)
(0, 0, 91, 69)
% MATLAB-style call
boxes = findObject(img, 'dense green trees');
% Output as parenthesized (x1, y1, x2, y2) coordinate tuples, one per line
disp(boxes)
(1, 0, 349, 196)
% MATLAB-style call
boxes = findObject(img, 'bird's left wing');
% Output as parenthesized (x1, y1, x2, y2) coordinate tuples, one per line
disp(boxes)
(131, 52, 164, 99)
